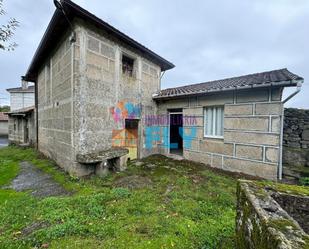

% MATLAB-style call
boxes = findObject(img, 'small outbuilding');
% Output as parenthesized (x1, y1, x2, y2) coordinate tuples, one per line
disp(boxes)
(7, 106, 36, 146)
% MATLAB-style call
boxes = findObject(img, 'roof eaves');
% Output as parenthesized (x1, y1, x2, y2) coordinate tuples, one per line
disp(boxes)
(153, 79, 300, 100)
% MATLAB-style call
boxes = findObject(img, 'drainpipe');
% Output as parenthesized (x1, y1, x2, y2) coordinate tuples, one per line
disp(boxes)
(278, 81, 303, 180)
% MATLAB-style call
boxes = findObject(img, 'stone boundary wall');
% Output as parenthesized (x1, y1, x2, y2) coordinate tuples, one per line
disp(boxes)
(283, 108, 309, 179)
(236, 180, 309, 249)
(283, 108, 309, 149)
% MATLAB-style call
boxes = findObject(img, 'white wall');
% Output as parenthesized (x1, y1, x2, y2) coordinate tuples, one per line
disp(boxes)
(10, 92, 34, 111)
(0, 121, 8, 135)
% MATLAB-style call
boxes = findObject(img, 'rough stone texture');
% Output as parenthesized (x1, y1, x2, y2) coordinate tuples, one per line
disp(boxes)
(283, 108, 309, 149)
(225, 130, 279, 146)
(236, 88, 269, 103)
(255, 102, 283, 115)
(212, 154, 223, 168)
(236, 144, 263, 161)
(265, 147, 279, 163)
(225, 117, 269, 131)
(272, 192, 309, 234)
(236, 180, 309, 249)
(76, 148, 129, 163)
(35, 19, 161, 176)
(225, 104, 253, 116)
(224, 157, 277, 180)
(199, 139, 233, 156)
(283, 108, 309, 180)
(158, 87, 283, 180)
(183, 150, 212, 166)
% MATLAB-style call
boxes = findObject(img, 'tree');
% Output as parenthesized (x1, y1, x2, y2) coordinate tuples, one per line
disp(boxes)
(0, 105, 10, 112)
(0, 0, 19, 51)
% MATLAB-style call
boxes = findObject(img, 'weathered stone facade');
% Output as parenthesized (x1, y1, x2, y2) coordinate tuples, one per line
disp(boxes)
(283, 108, 309, 180)
(36, 19, 160, 176)
(25, 1, 303, 180)
(283, 108, 309, 149)
(236, 180, 309, 249)
(155, 88, 283, 180)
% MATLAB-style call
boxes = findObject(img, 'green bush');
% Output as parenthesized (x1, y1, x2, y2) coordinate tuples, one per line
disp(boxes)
(299, 177, 309, 186)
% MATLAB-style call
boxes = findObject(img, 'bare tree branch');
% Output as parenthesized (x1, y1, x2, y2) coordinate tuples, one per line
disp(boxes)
(0, 0, 19, 51)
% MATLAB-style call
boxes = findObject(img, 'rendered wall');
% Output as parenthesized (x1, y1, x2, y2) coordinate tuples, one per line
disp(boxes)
(156, 87, 283, 180)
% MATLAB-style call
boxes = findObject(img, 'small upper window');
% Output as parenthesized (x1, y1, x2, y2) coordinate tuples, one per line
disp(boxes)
(204, 106, 224, 138)
(122, 54, 135, 77)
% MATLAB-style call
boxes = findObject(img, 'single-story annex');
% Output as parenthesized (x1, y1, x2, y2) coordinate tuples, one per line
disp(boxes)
(22, 0, 304, 180)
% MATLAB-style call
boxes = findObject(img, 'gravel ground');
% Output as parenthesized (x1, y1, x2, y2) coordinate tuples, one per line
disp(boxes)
(10, 161, 71, 198)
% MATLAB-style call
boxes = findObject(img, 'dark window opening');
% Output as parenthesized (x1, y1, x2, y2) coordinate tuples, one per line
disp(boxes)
(125, 119, 139, 129)
(122, 55, 135, 77)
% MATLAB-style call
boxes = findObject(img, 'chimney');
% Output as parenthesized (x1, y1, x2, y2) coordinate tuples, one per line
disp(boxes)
(22, 79, 28, 90)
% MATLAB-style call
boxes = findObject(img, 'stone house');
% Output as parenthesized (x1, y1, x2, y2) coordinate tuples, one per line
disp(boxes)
(6, 82, 35, 111)
(6, 82, 36, 145)
(22, 0, 303, 180)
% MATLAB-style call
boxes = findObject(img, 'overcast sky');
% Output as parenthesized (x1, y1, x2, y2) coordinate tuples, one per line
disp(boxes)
(0, 0, 308, 107)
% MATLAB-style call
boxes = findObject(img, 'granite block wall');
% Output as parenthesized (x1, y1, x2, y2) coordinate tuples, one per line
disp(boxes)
(156, 87, 283, 180)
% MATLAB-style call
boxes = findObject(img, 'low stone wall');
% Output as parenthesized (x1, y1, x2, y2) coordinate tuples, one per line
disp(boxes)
(283, 108, 309, 180)
(236, 180, 309, 249)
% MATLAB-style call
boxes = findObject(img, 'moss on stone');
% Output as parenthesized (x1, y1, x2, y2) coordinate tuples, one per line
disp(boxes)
(256, 181, 309, 196)
(236, 180, 309, 249)
(268, 218, 298, 232)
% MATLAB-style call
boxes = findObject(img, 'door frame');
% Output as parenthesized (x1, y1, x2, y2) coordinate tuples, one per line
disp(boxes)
(168, 111, 183, 154)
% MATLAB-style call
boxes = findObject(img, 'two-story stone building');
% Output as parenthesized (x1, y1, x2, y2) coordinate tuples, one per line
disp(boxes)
(7, 82, 36, 145)
(22, 0, 303, 180)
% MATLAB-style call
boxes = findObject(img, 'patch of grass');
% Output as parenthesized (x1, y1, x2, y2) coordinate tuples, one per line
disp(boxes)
(300, 177, 309, 186)
(0, 146, 238, 248)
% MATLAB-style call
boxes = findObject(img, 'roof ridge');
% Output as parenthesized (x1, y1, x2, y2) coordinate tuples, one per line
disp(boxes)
(162, 68, 290, 91)
(155, 68, 303, 99)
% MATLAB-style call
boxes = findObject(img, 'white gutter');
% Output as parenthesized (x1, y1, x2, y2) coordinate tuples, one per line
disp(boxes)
(278, 80, 303, 180)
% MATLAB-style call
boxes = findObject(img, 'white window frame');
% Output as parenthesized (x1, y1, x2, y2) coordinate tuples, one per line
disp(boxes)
(204, 106, 224, 139)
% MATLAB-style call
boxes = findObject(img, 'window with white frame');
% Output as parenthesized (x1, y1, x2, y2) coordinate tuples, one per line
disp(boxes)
(204, 106, 224, 138)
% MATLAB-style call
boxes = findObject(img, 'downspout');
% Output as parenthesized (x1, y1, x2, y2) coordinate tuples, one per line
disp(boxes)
(34, 80, 38, 150)
(278, 81, 303, 180)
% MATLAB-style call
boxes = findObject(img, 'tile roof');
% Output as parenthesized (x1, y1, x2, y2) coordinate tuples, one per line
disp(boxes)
(0, 112, 8, 122)
(6, 85, 35, 93)
(8, 106, 35, 115)
(154, 68, 303, 100)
